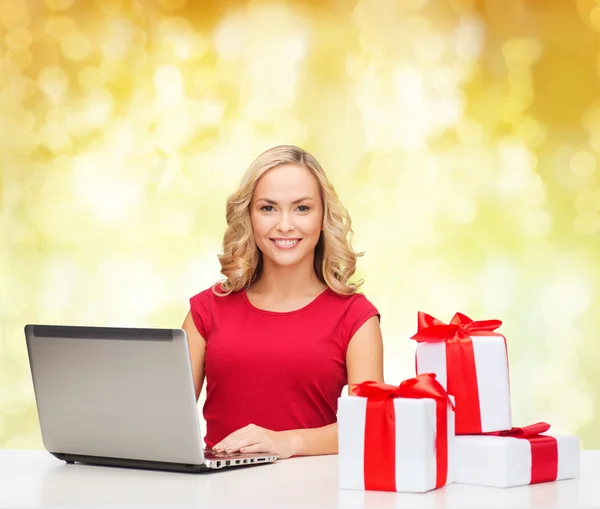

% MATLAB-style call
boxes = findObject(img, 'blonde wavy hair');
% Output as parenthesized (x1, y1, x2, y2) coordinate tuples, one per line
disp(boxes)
(214, 145, 364, 296)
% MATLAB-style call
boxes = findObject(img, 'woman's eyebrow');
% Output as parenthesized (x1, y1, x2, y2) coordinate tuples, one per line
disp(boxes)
(255, 197, 314, 204)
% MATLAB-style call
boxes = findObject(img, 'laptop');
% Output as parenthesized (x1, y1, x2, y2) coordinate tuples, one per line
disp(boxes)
(24, 324, 278, 472)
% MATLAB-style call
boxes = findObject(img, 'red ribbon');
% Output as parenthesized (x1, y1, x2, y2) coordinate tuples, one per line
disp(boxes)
(411, 311, 505, 434)
(483, 422, 558, 484)
(352, 373, 454, 492)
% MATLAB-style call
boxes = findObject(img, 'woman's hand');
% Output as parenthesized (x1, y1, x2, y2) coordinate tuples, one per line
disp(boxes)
(212, 424, 301, 459)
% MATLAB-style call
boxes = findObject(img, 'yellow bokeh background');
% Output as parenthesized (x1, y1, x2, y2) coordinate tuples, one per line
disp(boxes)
(2, 0, 600, 449)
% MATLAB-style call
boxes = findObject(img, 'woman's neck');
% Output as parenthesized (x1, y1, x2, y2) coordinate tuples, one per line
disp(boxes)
(250, 258, 326, 298)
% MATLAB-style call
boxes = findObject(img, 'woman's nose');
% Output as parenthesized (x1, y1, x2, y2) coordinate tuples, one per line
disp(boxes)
(277, 212, 295, 232)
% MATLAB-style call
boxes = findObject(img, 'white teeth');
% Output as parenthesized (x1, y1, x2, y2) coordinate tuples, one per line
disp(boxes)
(274, 239, 298, 247)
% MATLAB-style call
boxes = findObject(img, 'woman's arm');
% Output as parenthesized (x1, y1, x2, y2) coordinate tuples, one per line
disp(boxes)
(213, 315, 384, 458)
(182, 311, 206, 401)
(345, 314, 385, 394)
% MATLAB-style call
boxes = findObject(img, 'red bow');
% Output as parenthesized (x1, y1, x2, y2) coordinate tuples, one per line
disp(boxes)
(411, 311, 503, 342)
(483, 422, 558, 484)
(352, 373, 453, 492)
(411, 311, 506, 434)
(485, 422, 551, 438)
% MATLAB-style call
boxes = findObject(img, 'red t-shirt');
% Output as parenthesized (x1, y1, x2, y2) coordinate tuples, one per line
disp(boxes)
(189, 285, 380, 448)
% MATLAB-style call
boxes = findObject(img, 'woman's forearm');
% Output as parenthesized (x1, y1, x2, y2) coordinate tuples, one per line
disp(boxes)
(281, 422, 338, 457)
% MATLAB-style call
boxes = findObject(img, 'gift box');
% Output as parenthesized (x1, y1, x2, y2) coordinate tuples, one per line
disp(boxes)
(411, 311, 511, 434)
(454, 422, 580, 488)
(338, 373, 455, 493)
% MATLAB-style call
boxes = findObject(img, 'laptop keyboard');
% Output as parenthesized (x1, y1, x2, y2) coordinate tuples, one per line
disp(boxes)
(204, 449, 245, 458)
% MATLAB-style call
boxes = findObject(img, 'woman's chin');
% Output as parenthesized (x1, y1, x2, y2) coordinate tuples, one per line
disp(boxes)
(264, 251, 304, 267)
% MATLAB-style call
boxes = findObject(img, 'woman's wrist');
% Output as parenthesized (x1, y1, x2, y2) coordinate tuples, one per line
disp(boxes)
(280, 429, 304, 457)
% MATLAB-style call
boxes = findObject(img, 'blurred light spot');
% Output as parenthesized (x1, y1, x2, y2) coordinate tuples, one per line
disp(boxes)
(213, 14, 247, 61)
(589, 6, 600, 30)
(502, 37, 543, 67)
(589, 129, 600, 153)
(45, 0, 75, 10)
(1, 1, 29, 29)
(73, 152, 143, 222)
(6, 49, 32, 69)
(37, 66, 69, 103)
(70, 89, 114, 132)
(11, 131, 39, 154)
(393, 67, 424, 102)
(94, 0, 123, 14)
(159, 17, 206, 60)
(574, 213, 600, 235)
(154, 65, 185, 107)
(5, 28, 32, 50)
(499, 95, 524, 122)
(38, 258, 80, 312)
(39, 124, 72, 153)
(521, 210, 551, 237)
(95, 258, 166, 318)
(507, 68, 531, 90)
(582, 103, 600, 131)
(497, 141, 537, 196)
(456, 118, 484, 145)
(61, 32, 92, 61)
(45, 107, 65, 129)
(0, 59, 20, 84)
(552, 387, 593, 432)
(514, 115, 545, 145)
(198, 99, 225, 125)
(446, 196, 477, 223)
(101, 18, 134, 60)
(128, 47, 148, 71)
(154, 104, 200, 152)
(479, 256, 518, 314)
(449, 0, 476, 13)
(414, 34, 446, 62)
(541, 276, 592, 324)
(159, 0, 187, 9)
(455, 16, 485, 61)
(570, 150, 596, 177)
(521, 173, 546, 206)
(78, 66, 107, 90)
(575, 190, 600, 213)
(85, 88, 114, 118)
(403, 0, 429, 10)
(431, 66, 458, 92)
(44, 15, 76, 39)
(214, 5, 307, 64)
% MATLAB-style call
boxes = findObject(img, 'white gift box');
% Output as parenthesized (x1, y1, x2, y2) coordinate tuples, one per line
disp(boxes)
(416, 335, 511, 434)
(338, 395, 455, 493)
(454, 434, 580, 488)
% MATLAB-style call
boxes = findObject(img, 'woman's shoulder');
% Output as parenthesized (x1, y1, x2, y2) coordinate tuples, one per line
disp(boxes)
(323, 288, 379, 316)
(190, 281, 243, 306)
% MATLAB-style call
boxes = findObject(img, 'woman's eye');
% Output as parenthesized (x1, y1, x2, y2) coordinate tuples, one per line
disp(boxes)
(260, 205, 274, 212)
(297, 205, 310, 212)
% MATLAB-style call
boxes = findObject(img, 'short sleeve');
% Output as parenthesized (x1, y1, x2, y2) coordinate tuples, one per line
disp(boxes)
(342, 293, 380, 353)
(189, 288, 213, 340)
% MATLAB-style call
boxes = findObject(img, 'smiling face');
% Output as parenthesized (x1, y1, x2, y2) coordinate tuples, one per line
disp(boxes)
(250, 163, 324, 271)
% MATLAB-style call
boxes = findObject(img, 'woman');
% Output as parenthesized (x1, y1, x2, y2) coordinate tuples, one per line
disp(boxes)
(182, 145, 383, 459)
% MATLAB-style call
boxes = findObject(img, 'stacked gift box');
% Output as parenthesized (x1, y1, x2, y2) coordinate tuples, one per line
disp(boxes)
(338, 311, 580, 493)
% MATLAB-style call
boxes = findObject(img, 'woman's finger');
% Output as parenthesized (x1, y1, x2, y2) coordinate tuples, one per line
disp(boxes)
(239, 442, 269, 454)
(225, 432, 264, 452)
(214, 425, 255, 450)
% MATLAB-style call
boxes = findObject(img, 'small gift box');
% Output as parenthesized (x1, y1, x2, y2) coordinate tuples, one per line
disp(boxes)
(411, 311, 512, 434)
(454, 422, 580, 488)
(338, 373, 455, 493)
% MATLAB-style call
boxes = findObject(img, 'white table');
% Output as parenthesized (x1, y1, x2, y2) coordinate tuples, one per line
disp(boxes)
(0, 450, 597, 508)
